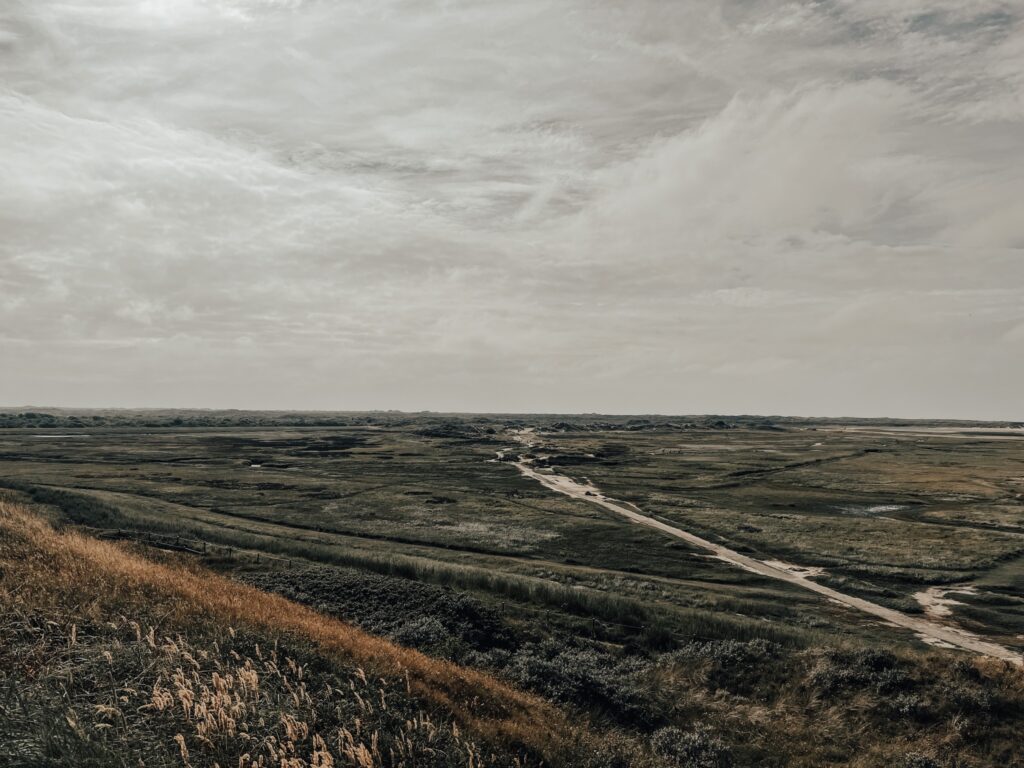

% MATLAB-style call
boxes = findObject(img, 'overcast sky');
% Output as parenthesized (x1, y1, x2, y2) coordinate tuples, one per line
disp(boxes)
(2, 1, 1022, 418)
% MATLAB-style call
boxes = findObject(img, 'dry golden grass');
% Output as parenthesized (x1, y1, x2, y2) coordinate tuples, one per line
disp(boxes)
(0, 500, 587, 763)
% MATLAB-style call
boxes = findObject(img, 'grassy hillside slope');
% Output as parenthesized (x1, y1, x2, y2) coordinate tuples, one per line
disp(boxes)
(0, 499, 631, 767)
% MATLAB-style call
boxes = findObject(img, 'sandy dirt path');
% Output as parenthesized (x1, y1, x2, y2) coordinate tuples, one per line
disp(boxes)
(506, 432, 1023, 665)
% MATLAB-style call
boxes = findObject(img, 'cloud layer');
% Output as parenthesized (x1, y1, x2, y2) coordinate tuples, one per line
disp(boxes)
(2, 0, 1022, 417)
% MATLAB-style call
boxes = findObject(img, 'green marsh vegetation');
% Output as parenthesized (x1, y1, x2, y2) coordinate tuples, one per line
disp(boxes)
(2, 410, 1024, 766)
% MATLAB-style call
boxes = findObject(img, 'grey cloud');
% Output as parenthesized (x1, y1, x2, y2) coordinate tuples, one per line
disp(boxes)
(0, 0, 1021, 417)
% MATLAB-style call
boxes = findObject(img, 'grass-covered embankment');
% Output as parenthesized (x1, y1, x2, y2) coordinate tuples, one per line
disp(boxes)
(0, 499, 644, 767)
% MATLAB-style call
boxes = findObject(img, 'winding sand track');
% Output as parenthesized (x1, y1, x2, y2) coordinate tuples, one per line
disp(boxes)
(506, 432, 1023, 665)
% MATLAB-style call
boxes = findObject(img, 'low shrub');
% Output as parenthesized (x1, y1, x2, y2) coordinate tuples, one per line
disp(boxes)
(650, 725, 734, 768)
(503, 640, 658, 725)
(900, 754, 940, 768)
(242, 564, 675, 726)
(239, 564, 511, 661)
(808, 648, 912, 697)
(665, 638, 785, 695)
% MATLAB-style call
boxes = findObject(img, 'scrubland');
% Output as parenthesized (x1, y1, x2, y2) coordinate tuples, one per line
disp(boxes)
(2, 412, 1024, 766)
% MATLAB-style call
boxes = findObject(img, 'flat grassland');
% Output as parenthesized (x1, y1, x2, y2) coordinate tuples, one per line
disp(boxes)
(532, 423, 1024, 636)
(2, 410, 1024, 767)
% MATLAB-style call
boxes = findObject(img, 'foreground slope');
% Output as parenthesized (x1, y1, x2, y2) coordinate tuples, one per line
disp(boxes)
(0, 500, 617, 767)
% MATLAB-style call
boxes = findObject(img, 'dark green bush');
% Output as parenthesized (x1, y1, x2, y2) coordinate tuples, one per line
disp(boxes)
(504, 639, 657, 725)
(808, 648, 912, 697)
(650, 725, 733, 768)
(239, 564, 511, 659)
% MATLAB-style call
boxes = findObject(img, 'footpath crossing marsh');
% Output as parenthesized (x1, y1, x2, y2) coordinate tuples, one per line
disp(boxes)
(2, 410, 1024, 767)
